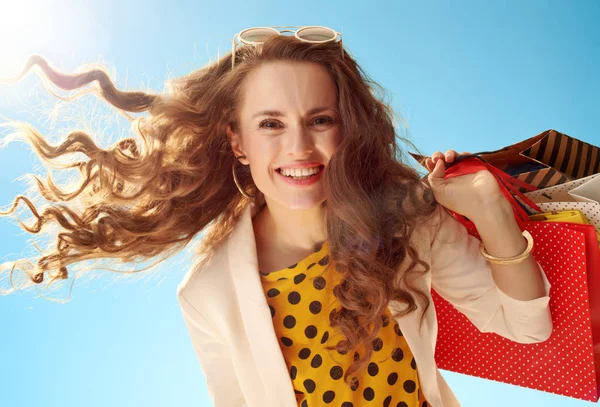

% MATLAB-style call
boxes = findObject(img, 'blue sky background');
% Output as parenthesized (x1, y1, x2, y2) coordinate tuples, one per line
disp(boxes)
(1, 0, 599, 406)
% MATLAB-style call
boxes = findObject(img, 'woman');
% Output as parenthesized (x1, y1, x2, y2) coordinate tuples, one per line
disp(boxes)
(0, 26, 551, 407)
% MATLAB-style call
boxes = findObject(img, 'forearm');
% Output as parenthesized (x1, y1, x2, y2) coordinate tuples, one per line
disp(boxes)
(471, 199, 547, 301)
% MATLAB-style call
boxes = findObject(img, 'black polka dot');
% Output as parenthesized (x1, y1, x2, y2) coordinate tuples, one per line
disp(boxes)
(353, 351, 360, 361)
(411, 357, 417, 370)
(392, 348, 404, 362)
(288, 291, 301, 305)
(387, 372, 398, 385)
(350, 378, 359, 391)
(294, 273, 306, 284)
(303, 379, 316, 393)
(277, 277, 287, 281)
(394, 323, 403, 336)
(383, 395, 392, 407)
(320, 331, 329, 344)
(269, 305, 275, 317)
(322, 390, 336, 403)
(330, 365, 344, 380)
(314, 242, 323, 252)
(267, 288, 280, 298)
(403, 379, 416, 393)
(283, 315, 296, 328)
(301, 400, 308, 407)
(372, 337, 383, 351)
(309, 300, 322, 314)
(341, 402, 353, 407)
(307, 262, 316, 270)
(290, 365, 297, 379)
(299, 348, 311, 359)
(310, 354, 322, 368)
(259, 270, 269, 276)
(281, 337, 293, 347)
(363, 387, 375, 401)
(313, 276, 326, 290)
(318, 254, 330, 266)
(305, 325, 318, 339)
(382, 314, 391, 327)
(421, 401, 427, 407)
(367, 362, 379, 376)
(397, 402, 408, 407)
(287, 263, 298, 269)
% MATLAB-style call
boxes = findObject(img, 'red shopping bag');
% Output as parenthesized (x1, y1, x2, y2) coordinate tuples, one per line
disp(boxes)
(432, 156, 600, 401)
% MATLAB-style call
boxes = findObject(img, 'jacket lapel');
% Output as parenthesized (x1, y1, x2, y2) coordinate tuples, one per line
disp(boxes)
(389, 295, 443, 407)
(228, 202, 298, 407)
(388, 246, 444, 407)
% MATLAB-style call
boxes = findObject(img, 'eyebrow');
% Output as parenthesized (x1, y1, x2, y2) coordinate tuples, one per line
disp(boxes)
(251, 106, 336, 120)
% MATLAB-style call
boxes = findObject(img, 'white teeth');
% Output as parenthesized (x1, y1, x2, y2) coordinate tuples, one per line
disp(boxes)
(280, 166, 321, 177)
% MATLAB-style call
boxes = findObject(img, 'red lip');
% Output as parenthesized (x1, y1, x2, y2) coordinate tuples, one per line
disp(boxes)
(276, 162, 324, 170)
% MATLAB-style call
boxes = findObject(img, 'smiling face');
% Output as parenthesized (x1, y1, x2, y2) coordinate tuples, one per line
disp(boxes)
(228, 61, 342, 210)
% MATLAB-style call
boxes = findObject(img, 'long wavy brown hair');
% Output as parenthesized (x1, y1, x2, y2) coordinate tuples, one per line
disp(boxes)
(0, 34, 439, 387)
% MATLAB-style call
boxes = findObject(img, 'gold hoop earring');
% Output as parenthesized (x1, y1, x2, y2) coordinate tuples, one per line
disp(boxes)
(232, 155, 256, 199)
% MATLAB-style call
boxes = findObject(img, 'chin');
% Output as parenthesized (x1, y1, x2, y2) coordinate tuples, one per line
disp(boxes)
(281, 196, 326, 211)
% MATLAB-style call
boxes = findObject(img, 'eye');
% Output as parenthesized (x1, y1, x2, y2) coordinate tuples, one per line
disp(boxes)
(257, 116, 336, 130)
(313, 116, 336, 126)
(258, 119, 281, 130)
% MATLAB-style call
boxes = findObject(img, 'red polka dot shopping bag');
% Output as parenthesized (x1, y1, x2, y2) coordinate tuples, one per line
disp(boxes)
(433, 155, 600, 402)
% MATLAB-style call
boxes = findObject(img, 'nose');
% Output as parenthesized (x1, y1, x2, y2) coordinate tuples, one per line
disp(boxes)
(285, 125, 314, 157)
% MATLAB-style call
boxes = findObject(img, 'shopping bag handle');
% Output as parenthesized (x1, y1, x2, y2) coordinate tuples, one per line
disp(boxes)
(444, 153, 541, 193)
(441, 155, 543, 229)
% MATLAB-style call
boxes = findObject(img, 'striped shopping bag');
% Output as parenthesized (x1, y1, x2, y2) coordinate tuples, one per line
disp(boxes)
(411, 129, 600, 192)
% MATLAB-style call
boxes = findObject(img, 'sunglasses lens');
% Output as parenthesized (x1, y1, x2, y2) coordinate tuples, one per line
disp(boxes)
(296, 27, 336, 42)
(239, 28, 279, 44)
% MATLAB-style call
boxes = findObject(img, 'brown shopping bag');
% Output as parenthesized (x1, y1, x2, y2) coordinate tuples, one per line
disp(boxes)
(410, 129, 600, 192)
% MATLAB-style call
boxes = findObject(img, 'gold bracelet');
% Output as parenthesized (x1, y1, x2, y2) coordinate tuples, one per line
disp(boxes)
(479, 230, 534, 265)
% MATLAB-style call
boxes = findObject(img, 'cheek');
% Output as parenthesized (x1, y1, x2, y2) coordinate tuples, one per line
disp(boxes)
(325, 130, 343, 154)
(247, 143, 277, 175)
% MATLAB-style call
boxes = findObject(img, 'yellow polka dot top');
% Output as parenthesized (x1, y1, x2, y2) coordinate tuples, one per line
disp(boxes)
(259, 240, 429, 407)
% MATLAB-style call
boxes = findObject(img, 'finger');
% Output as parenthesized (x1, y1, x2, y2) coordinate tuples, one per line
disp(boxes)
(427, 160, 445, 188)
(431, 151, 444, 163)
(425, 157, 434, 172)
(460, 151, 472, 156)
(445, 150, 458, 162)
(431, 157, 445, 179)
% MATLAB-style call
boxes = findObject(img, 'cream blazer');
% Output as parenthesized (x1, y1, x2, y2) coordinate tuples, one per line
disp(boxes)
(177, 201, 553, 407)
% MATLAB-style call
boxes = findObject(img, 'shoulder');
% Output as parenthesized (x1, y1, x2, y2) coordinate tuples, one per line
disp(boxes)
(403, 204, 448, 250)
(393, 181, 449, 248)
(396, 204, 469, 271)
(428, 204, 470, 246)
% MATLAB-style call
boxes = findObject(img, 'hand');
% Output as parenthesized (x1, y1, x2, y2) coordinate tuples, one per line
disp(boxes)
(425, 150, 506, 220)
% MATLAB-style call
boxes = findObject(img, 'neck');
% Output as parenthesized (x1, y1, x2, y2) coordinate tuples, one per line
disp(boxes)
(255, 198, 328, 252)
